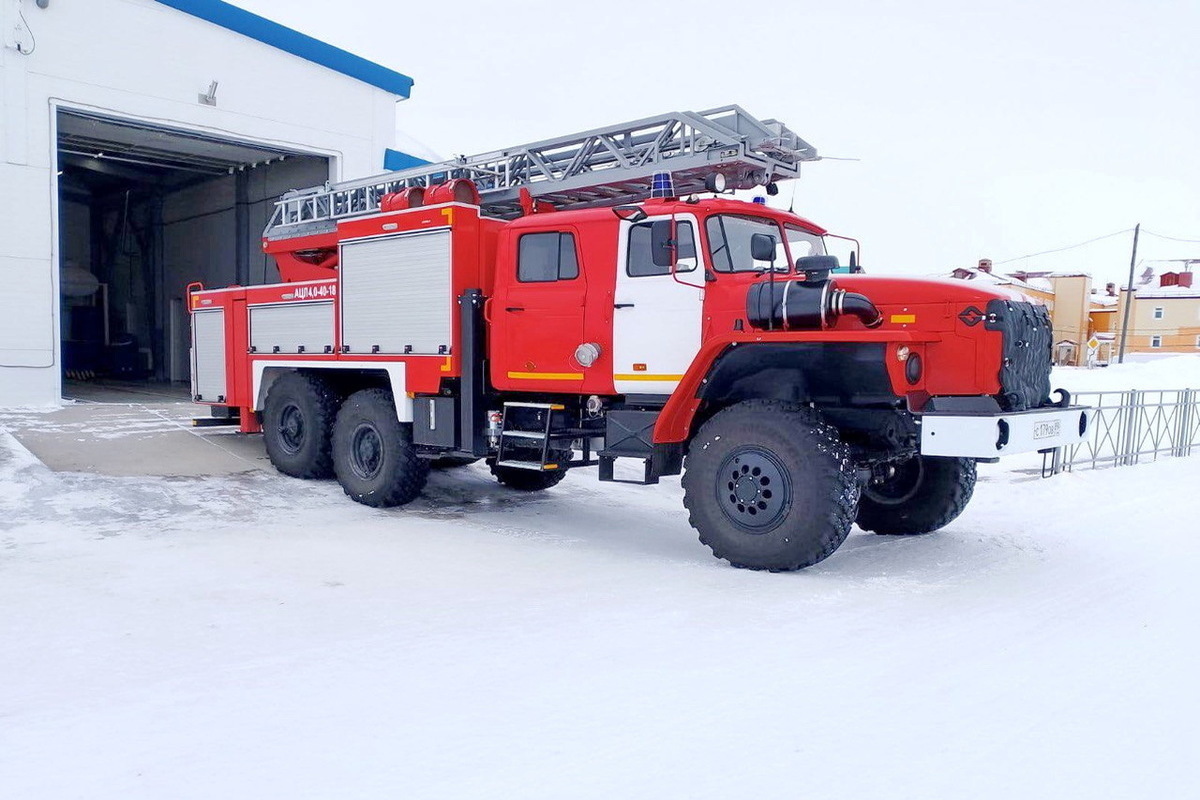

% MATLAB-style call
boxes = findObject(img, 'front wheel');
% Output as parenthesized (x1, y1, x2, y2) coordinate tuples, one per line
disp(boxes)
(855, 456, 976, 535)
(682, 401, 860, 571)
(332, 389, 429, 507)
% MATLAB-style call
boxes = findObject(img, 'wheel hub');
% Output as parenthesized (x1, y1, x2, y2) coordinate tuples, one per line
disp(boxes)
(349, 423, 384, 480)
(278, 404, 305, 454)
(717, 448, 790, 532)
(864, 457, 924, 506)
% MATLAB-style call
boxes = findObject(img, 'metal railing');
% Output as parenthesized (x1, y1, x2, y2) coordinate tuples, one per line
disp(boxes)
(1045, 388, 1200, 475)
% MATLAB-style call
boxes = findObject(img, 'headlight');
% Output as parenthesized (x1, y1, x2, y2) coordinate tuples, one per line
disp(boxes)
(574, 342, 602, 368)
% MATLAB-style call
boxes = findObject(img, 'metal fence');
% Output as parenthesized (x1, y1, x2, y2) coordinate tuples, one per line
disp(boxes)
(1045, 388, 1200, 475)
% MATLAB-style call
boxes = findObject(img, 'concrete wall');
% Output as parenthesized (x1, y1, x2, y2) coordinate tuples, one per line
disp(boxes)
(0, 0, 402, 406)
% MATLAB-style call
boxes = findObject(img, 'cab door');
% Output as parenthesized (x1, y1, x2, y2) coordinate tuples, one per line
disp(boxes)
(612, 215, 705, 395)
(492, 227, 588, 393)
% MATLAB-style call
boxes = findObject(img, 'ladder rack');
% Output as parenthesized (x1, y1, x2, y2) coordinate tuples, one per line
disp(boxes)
(265, 105, 818, 241)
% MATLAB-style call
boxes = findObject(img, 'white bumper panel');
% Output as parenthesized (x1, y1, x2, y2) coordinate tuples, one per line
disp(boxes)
(920, 406, 1094, 459)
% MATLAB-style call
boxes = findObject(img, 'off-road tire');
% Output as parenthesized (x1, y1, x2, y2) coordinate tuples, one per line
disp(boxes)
(489, 448, 569, 492)
(262, 372, 339, 479)
(332, 388, 429, 507)
(855, 456, 976, 535)
(682, 401, 860, 571)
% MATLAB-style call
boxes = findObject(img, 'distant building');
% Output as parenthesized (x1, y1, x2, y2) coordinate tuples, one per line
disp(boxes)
(1115, 267, 1200, 355)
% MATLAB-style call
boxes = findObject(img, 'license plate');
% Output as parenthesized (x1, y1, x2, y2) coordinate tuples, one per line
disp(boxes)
(1033, 420, 1062, 440)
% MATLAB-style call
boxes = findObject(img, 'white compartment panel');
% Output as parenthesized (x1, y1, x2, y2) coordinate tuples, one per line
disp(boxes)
(250, 301, 334, 354)
(341, 231, 452, 354)
(192, 309, 226, 402)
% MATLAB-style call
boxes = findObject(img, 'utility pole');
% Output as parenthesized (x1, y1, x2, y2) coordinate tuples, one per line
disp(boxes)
(1117, 223, 1140, 364)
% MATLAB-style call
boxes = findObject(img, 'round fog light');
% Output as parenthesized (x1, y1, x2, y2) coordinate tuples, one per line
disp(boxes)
(896, 345, 911, 362)
(905, 353, 923, 384)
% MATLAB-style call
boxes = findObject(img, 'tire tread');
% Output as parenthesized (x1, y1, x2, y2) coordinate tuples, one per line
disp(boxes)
(682, 400, 860, 571)
(262, 372, 340, 479)
(856, 456, 976, 535)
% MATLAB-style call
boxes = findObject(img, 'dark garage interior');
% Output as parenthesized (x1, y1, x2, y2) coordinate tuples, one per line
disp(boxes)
(56, 110, 329, 390)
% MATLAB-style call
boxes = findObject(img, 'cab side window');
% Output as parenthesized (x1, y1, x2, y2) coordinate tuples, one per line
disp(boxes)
(627, 220, 697, 277)
(518, 232, 579, 282)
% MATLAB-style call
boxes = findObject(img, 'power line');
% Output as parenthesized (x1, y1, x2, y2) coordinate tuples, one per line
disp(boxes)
(995, 228, 1135, 265)
(1141, 229, 1200, 244)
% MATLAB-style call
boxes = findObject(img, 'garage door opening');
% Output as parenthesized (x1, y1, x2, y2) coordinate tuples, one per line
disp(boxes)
(56, 110, 330, 397)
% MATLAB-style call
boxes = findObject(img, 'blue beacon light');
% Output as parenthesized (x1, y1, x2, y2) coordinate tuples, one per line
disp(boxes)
(650, 171, 676, 198)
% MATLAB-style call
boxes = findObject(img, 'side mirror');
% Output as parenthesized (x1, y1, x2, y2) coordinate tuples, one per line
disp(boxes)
(650, 220, 675, 268)
(750, 232, 776, 263)
(613, 205, 647, 223)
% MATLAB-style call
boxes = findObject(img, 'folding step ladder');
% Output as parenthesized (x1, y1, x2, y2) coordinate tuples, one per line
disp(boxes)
(265, 105, 819, 241)
(494, 402, 600, 472)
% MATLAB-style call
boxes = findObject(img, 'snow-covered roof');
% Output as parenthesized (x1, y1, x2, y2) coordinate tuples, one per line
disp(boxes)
(944, 267, 1052, 294)
(1131, 285, 1200, 299)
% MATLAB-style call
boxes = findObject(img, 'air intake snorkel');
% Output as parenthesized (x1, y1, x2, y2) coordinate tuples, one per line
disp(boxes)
(746, 255, 882, 331)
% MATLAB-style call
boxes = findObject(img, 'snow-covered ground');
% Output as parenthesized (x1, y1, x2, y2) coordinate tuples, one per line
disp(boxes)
(1053, 354, 1200, 394)
(2, 361, 1197, 799)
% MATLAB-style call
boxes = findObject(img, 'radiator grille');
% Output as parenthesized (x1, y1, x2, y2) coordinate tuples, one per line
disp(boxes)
(986, 299, 1052, 411)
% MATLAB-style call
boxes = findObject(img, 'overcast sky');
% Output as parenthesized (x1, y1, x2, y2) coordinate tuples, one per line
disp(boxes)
(230, 0, 1199, 285)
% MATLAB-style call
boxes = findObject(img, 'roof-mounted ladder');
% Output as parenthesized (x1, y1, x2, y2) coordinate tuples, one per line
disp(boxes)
(265, 105, 818, 240)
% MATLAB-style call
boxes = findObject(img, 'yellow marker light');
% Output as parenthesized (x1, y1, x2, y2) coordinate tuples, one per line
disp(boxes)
(890, 314, 917, 324)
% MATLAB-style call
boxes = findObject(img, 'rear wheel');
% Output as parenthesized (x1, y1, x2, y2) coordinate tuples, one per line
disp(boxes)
(489, 447, 569, 492)
(262, 372, 339, 479)
(332, 389, 429, 507)
(855, 456, 976, 535)
(682, 401, 859, 571)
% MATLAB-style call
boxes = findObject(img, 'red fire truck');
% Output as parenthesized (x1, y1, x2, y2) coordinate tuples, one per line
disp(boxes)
(189, 106, 1090, 570)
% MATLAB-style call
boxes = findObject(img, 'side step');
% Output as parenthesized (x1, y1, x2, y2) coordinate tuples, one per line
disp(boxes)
(595, 409, 680, 485)
(598, 454, 660, 485)
(494, 402, 599, 471)
(192, 416, 240, 428)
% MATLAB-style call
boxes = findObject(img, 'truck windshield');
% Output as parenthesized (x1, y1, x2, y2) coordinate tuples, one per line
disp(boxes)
(706, 215, 789, 272)
(785, 224, 826, 262)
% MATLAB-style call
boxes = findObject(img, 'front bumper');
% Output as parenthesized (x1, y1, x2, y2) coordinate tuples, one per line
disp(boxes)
(919, 405, 1094, 459)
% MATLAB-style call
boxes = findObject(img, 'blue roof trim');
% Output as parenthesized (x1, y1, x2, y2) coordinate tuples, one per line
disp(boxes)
(153, 0, 413, 97)
(384, 149, 432, 171)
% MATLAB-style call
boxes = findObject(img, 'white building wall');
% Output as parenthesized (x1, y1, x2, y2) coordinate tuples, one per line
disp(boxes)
(0, 0, 402, 406)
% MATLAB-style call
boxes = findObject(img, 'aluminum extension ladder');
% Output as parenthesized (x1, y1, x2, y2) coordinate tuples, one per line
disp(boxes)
(264, 105, 819, 241)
